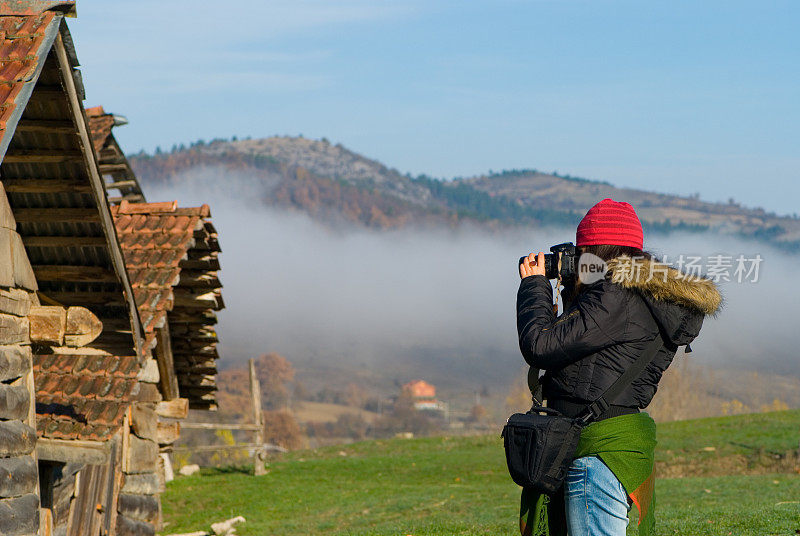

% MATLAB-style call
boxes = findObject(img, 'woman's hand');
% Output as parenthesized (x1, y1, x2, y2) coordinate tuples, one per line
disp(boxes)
(519, 251, 546, 279)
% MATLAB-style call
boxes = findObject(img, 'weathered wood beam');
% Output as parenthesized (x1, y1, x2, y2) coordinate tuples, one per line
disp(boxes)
(41, 291, 126, 306)
(0, 187, 14, 231)
(172, 351, 219, 362)
(27, 305, 65, 344)
(2, 178, 92, 193)
(127, 436, 158, 473)
(180, 422, 258, 431)
(65, 306, 103, 347)
(120, 472, 163, 495)
(178, 258, 221, 271)
(55, 32, 144, 358)
(177, 273, 221, 289)
(155, 398, 188, 419)
(156, 421, 180, 445)
(36, 438, 110, 464)
(172, 346, 218, 357)
(0, 494, 39, 536)
(173, 359, 216, 370)
(107, 194, 145, 204)
(172, 291, 220, 310)
(15, 119, 75, 133)
(0, 229, 37, 290)
(0, 456, 38, 497)
(0, 420, 36, 457)
(2, 150, 83, 163)
(169, 325, 217, 338)
(188, 237, 219, 252)
(117, 494, 160, 525)
(22, 235, 107, 248)
(186, 249, 219, 261)
(116, 514, 157, 536)
(0, 288, 32, 316)
(155, 324, 179, 401)
(165, 312, 217, 324)
(98, 147, 122, 160)
(32, 265, 118, 283)
(104, 180, 138, 190)
(171, 336, 218, 347)
(172, 325, 218, 336)
(99, 163, 129, 173)
(13, 208, 100, 223)
(177, 379, 216, 390)
(0, 345, 31, 382)
(28, 86, 66, 99)
(0, 383, 30, 421)
(130, 404, 157, 442)
(174, 368, 217, 377)
(0, 314, 29, 345)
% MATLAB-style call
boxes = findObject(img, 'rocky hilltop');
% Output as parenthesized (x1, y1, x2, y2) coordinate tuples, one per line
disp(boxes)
(130, 136, 800, 250)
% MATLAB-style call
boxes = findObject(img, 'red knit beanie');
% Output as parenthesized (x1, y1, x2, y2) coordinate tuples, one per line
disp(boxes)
(576, 198, 643, 249)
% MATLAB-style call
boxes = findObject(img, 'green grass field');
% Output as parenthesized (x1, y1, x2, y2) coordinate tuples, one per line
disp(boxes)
(162, 410, 800, 535)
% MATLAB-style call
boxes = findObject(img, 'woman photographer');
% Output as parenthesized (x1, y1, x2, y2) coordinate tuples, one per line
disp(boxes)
(516, 198, 721, 536)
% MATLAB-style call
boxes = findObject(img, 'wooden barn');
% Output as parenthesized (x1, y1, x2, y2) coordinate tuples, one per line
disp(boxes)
(0, 2, 227, 534)
(87, 102, 226, 440)
(110, 200, 223, 412)
(0, 1, 170, 535)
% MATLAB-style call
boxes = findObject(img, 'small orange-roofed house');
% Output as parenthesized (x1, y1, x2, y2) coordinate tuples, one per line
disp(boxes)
(402, 380, 448, 413)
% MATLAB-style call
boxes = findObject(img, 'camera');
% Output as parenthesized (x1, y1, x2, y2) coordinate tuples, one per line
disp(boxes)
(519, 242, 578, 280)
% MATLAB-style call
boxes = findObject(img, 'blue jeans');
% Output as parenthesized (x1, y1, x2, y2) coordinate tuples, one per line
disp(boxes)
(565, 456, 631, 536)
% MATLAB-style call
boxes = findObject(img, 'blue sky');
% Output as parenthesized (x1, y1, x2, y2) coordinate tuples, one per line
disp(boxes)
(69, 1, 799, 215)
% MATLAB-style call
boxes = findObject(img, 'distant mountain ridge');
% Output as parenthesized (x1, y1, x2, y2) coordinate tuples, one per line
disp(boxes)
(129, 136, 800, 251)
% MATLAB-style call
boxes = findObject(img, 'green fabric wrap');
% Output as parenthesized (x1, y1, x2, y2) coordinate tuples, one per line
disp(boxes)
(519, 412, 657, 536)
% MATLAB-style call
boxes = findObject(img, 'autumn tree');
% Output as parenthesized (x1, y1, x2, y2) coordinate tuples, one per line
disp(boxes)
(344, 382, 367, 409)
(254, 353, 295, 410)
(505, 367, 533, 414)
(216, 368, 251, 420)
(468, 404, 489, 424)
(263, 410, 306, 450)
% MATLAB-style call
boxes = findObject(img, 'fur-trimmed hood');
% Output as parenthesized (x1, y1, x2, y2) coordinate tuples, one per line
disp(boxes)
(605, 255, 722, 347)
(606, 256, 722, 315)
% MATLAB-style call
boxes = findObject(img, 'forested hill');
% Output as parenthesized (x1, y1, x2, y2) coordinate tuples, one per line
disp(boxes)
(129, 136, 800, 251)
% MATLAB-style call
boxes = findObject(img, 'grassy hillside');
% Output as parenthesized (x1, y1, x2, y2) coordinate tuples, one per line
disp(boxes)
(161, 409, 800, 535)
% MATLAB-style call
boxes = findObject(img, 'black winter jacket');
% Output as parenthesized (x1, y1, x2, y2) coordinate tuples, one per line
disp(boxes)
(517, 256, 722, 419)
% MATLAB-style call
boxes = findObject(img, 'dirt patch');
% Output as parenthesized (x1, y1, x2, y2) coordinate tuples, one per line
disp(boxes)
(293, 401, 379, 425)
(658, 449, 800, 478)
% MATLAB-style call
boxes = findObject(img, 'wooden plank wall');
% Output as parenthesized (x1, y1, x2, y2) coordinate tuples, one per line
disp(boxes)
(115, 404, 162, 536)
(0, 183, 41, 535)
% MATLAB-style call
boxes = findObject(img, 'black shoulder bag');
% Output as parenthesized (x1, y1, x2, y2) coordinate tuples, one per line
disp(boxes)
(501, 332, 664, 494)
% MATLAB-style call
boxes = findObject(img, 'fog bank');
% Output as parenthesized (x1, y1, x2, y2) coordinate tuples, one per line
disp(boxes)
(146, 168, 799, 392)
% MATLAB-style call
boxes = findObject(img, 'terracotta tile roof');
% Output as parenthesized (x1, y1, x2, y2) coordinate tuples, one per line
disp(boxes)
(0, 11, 57, 152)
(112, 201, 208, 335)
(0, 1, 75, 16)
(86, 104, 145, 203)
(34, 352, 158, 441)
(86, 105, 114, 153)
(111, 201, 223, 408)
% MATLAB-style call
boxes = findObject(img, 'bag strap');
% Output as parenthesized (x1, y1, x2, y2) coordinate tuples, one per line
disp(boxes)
(577, 331, 665, 425)
(527, 367, 543, 406)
